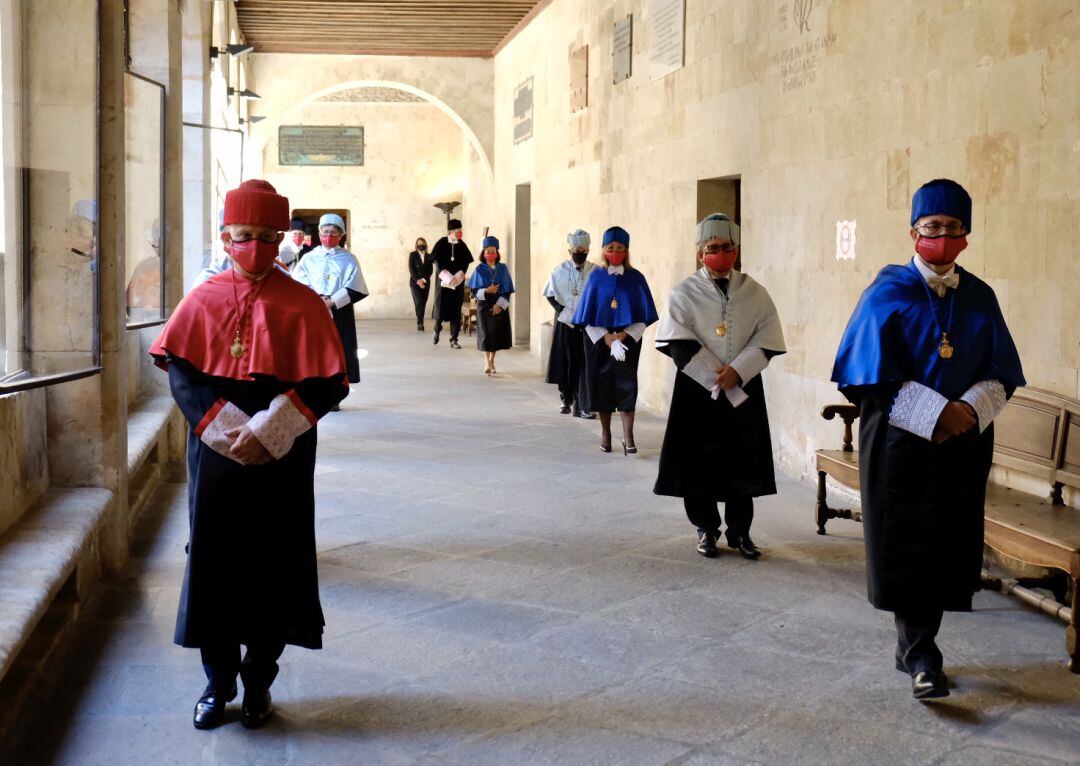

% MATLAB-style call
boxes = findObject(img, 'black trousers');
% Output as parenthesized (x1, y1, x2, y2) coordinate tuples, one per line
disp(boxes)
(435, 317, 461, 342)
(894, 608, 944, 674)
(410, 284, 429, 326)
(201, 639, 286, 693)
(684, 496, 754, 541)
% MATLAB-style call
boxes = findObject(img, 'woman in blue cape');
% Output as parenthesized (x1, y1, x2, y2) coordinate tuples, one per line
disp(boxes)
(831, 179, 1024, 701)
(466, 235, 515, 374)
(572, 226, 658, 453)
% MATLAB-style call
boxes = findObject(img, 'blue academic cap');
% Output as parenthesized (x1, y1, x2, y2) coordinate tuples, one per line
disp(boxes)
(911, 179, 972, 232)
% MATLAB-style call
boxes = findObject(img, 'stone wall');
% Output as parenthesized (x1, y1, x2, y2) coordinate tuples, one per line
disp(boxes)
(263, 100, 469, 320)
(488, 0, 1080, 484)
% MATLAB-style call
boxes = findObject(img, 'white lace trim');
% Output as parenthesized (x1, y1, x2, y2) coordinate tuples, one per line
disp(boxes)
(585, 325, 608, 344)
(200, 402, 251, 463)
(728, 346, 769, 386)
(960, 380, 1007, 433)
(248, 393, 313, 460)
(889, 381, 949, 441)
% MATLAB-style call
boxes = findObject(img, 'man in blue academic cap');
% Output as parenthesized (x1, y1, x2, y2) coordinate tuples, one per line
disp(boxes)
(831, 179, 1025, 701)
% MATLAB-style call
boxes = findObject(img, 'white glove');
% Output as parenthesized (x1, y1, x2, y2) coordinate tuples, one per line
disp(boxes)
(709, 384, 721, 400)
(610, 338, 628, 362)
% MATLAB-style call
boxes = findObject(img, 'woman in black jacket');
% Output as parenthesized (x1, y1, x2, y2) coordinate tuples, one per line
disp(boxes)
(408, 237, 433, 331)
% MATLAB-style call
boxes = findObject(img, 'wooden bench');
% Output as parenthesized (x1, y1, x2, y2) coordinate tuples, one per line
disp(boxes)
(814, 387, 1080, 672)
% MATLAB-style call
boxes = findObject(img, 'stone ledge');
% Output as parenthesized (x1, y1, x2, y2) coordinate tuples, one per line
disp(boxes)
(126, 396, 175, 476)
(0, 487, 113, 684)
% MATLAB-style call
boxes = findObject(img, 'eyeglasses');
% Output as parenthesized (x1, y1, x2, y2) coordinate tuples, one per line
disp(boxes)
(702, 243, 737, 254)
(914, 222, 967, 237)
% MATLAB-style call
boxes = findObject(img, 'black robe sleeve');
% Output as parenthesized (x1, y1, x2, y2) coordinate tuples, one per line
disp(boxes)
(547, 295, 564, 313)
(167, 358, 220, 429)
(292, 376, 349, 419)
(658, 339, 702, 370)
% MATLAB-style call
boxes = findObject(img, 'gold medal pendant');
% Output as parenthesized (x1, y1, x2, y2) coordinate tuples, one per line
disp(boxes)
(938, 333, 954, 360)
(230, 339, 245, 359)
(610, 298, 619, 310)
(716, 323, 727, 337)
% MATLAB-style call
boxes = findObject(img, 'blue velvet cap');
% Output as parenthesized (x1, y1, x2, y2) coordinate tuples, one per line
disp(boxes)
(910, 179, 972, 232)
(482, 235, 500, 251)
(602, 226, 630, 247)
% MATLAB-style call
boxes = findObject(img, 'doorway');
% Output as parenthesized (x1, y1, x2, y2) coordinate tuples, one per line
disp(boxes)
(513, 184, 531, 347)
(696, 176, 741, 270)
(292, 207, 351, 248)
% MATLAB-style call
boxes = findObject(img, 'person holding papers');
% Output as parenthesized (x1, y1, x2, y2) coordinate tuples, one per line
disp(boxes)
(543, 229, 598, 417)
(431, 218, 473, 349)
(571, 226, 658, 455)
(653, 213, 786, 561)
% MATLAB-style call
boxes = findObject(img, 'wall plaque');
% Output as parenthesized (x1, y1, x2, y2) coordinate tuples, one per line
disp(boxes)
(570, 44, 588, 113)
(278, 126, 364, 166)
(613, 15, 633, 84)
(513, 77, 534, 144)
(649, 0, 685, 81)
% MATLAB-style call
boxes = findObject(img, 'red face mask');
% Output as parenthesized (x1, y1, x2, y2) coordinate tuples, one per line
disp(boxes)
(320, 234, 341, 249)
(916, 235, 968, 265)
(606, 251, 627, 266)
(291, 231, 305, 246)
(483, 252, 498, 264)
(229, 238, 279, 275)
(702, 249, 737, 273)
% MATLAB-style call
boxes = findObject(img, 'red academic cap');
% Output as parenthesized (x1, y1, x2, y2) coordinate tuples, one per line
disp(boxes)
(223, 179, 290, 231)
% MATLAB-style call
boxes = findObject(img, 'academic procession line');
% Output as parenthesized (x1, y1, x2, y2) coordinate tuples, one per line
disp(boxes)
(145, 175, 1032, 733)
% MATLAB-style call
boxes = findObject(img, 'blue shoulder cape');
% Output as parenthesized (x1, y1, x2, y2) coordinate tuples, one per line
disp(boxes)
(467, 262, 515, 300)
(572, 267, 659, 328)
(832, 260, 1025, 400)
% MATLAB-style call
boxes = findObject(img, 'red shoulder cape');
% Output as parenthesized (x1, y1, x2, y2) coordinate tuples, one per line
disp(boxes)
(150, 269, 348, 384)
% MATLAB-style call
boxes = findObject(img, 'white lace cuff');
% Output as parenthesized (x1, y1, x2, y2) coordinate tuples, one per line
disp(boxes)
(247, 391, 316, 460)
(624, 323, 646, 343)
(585, 325, 608, 344)
(889, 381, 949, 441)
(496, 297, 510, 311)
(682, 347, 722, 393)
(196, 400, 251, 462)
(331, 287, 352, 309)
(960, 380, 1007, 433)
(728, 347, 769, 386)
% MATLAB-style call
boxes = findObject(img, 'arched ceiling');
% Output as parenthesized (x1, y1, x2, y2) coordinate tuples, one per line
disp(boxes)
(235, 0, 546, 57)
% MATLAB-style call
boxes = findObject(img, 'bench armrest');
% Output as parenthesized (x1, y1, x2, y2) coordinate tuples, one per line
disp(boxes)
(821, 403, 860, 453)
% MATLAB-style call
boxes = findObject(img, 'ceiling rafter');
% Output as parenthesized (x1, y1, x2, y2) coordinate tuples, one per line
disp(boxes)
(235, 0, 543, 58)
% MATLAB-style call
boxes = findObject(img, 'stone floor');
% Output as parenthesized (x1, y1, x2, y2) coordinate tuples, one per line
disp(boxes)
(15, 320, 1080, 765)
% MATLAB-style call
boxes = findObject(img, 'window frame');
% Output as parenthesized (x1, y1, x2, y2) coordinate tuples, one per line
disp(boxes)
(123, 70, 167, 332)
(0, 0, 103, 395)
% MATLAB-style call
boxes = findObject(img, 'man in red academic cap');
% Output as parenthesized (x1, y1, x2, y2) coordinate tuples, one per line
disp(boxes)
(150, 180, 348, 731)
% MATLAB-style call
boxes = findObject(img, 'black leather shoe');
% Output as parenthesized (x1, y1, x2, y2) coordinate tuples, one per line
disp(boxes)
(450, 339, 461, 349)
(417, 323, 424, 332)
(241, 688, 274, 729)
(193, 684, 237, 730)
(560, 403, 572, 415)
(696, 530, 718, 558)
(574, 409, 597, 420)
(728, 535, 762, 559)
(912, 670, 949, 700)
(432, 331, 440, 345)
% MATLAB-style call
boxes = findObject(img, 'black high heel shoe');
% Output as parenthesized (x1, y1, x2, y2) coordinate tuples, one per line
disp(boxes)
(621, 439, 637, 455)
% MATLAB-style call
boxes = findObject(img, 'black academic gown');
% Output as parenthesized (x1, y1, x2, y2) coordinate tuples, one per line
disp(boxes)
(408, 250, 433, 323)
(332, 289, 367, 384)
(654, 341, 779, 500)
(849, 386, 994, 613)
(432, 237, 474, 322)
(168, 357, 347, 649)
(545, 297, 587, 407)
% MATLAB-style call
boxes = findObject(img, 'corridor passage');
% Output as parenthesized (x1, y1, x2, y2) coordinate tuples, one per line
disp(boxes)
(17, 322, 1080, 765)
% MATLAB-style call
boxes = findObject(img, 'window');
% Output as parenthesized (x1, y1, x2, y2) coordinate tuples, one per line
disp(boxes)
(124, 72, 166, 328)
(0, 0, 100, 393)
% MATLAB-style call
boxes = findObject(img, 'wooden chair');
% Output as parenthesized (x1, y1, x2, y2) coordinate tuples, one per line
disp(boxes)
(814, 388, 1080, 672)
(815, 404, 862, 534)
(460, 286, 477, 336)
